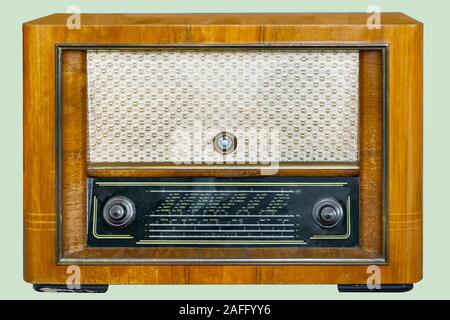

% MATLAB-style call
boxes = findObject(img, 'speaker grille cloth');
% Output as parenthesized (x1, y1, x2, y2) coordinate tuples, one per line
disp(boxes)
(87, 49, 359, 165)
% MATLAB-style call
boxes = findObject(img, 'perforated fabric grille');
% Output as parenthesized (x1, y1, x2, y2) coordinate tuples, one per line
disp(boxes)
(87, 49, 359, 165)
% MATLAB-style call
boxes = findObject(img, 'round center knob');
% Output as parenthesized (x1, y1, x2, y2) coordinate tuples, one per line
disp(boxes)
(312, 198, 344, 229)
(320, 206, 338, 222)
(109, 204, 126, 220)
(218, 136, 233, 150)
(213, 132, 237, 154)
(103, 196, 136, 228)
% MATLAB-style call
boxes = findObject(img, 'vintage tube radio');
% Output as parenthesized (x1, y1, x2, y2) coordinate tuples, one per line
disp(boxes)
(23, 13, 423, 293)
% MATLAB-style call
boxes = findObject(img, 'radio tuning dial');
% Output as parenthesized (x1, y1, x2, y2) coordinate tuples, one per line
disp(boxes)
(312, 198, 344, 229)
(102, 196, 136, 228)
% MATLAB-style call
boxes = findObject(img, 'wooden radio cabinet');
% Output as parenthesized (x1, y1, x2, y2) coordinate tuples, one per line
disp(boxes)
(23, 13, 423, 293)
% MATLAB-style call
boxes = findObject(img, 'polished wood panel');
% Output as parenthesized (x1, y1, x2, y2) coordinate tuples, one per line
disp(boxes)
(359, 50, 384, 256)
(61, 51, 87, 254)
(88, 168, 360, 178)
(23, 13, 422, 285)
(25, 13, 422, 26)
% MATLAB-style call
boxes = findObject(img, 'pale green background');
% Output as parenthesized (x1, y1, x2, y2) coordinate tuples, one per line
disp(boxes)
(0, 0, 445, 299)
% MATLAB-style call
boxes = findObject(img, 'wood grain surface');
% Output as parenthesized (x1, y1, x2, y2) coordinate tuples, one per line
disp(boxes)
(23, 13, 423, 285)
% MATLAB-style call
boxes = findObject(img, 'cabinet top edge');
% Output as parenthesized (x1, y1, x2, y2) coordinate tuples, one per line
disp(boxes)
(23, 12, 423, 27)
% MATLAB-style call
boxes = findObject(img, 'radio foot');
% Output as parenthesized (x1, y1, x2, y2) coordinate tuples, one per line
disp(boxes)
(338, 284, 413, 293)
(33, 284, 109, 293)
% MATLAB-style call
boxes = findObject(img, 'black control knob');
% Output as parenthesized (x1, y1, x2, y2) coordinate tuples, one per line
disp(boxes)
(312, 198, 344, 229)
(102, 196, 136, 228)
